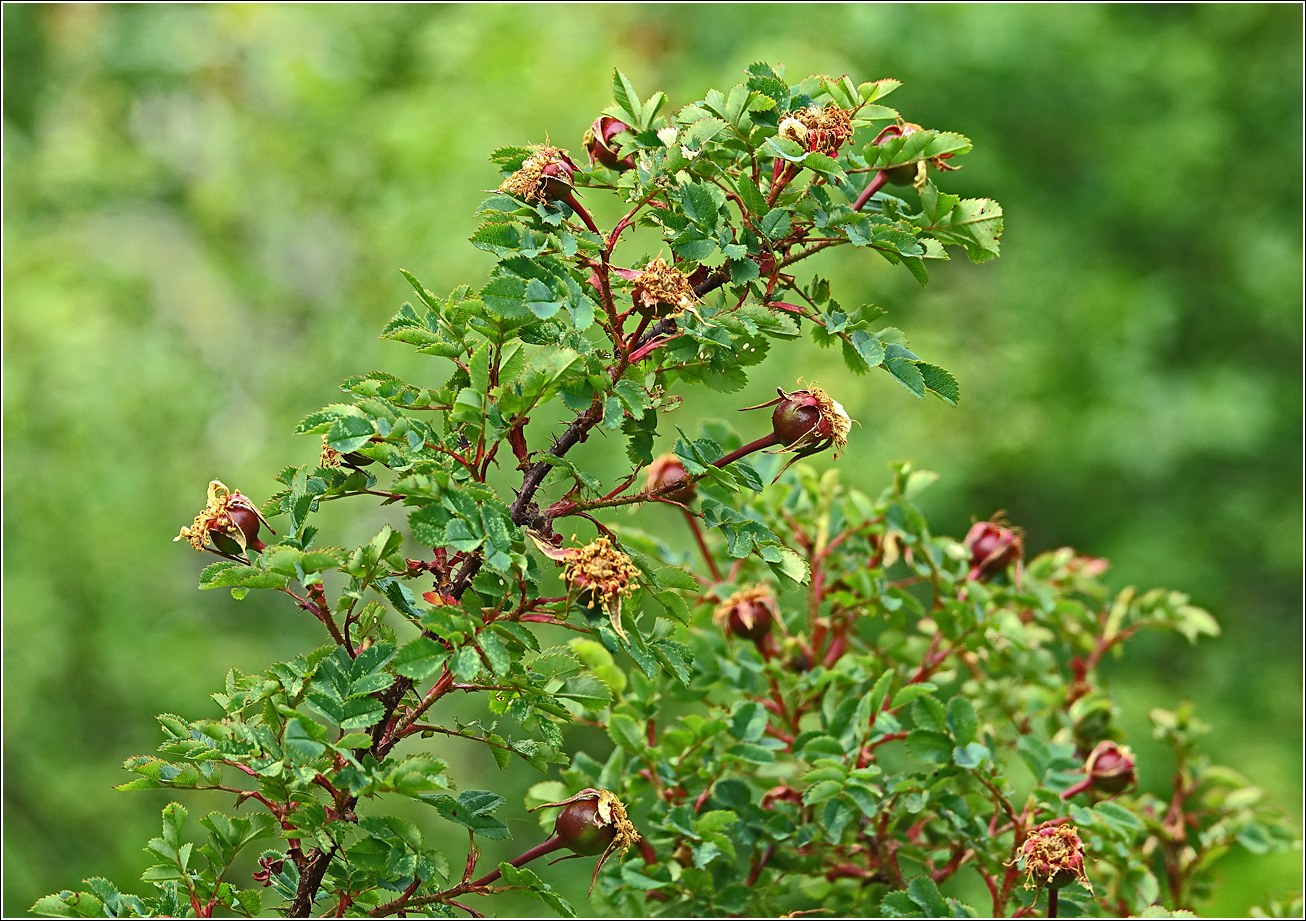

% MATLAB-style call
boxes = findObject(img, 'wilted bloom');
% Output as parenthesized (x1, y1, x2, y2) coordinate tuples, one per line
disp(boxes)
(614, 257, 699, 319)
(544, 788, 641, 893)
(713, 585, 778, 645)
(1061, 741, 1137, 799)
(320, 434, 374, 471)
(712, 381, 853, 482)
(469, 788, 639, 894)
(529, 533, 640, 639)
(1012, 821, 1092, 893)
(320, 435, 342, 469)
(765, 384, 851, 457)
(584, 115, 636, 170)
(498, 145, 578, 205)
(963, 515, 1023, 581)
(175, 480, 273, 557)
(778, 103, 853, 156)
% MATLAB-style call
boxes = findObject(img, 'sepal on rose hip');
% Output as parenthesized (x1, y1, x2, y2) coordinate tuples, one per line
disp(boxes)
(175, 480, 274, 558)
(1060, 740, 1137, 799)
(963, 514, 1023, 582)
(874, 121, 962, 190)
(584, 115, 636, 170)
(536, 789, 641, 895)
(469, 788, 640, 895)
(713, 585, 778, 648)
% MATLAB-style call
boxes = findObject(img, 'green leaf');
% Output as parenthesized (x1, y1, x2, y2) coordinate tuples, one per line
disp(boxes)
(452, 646, 482, 680)
(284, 718, 327, 761)
(328, 414, 374, 453)
(557, 675, 612, 709)
(393, 638, 448, 680)
(199, 565, 289, 592)
(759, 209, 792, 240)
(723, 742, 775, 764)
(803, 779, 843, 806)
(907, 876, 949, 917)
(880, 890, 924, 918)
(607, 713, 646, 752)
(399, 268, 443, 312)
(917, 362, 960, 405)
(907, 729, 953, 764)
(477, 631, 512, 675)
(869, 671, 895, 714)
(952, 742, 990, 769)
(1094, 801, 1143, 834)
(946, 697, 977, 745)
(886, 357, 926, 398)
(430, 793, 510, 840)
(611, 69, 643, 128)
(894, 684, 940, 712)
(730, 175, 769, 217)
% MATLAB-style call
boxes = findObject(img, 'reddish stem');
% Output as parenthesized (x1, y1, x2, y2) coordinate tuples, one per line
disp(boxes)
(746, 845, 776, 887)
(852, 170, 890, 212)
(713, 433, 782, 468)
(469, 835, 566, 889)
(1059, 777, 1094, 800)
(681, 509, 723, 582)
(980, 875, 1004, 917)
(562, 192, 601, 237)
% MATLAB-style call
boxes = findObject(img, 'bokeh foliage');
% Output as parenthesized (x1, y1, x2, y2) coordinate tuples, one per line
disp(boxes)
(3, 4, 1300, 916)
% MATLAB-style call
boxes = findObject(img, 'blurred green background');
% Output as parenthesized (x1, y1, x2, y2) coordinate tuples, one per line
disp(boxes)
(4, 4, 1300, 916)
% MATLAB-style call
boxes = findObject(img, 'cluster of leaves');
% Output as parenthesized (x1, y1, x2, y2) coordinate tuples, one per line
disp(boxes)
(579, 461, 1294, 916)
(33, 64, 1296, 919)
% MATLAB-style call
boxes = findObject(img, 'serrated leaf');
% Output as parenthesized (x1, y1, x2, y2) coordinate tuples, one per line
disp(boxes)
(477, 631, 512, 675)
(907, 729, 953, 764)
(917, 362, 960, 405)
(907, 876, 949, 916)
(952, 742, 990, 770)
(885, 357, 926, 398)
(557, 675, 612, 709)
(393, 638, 448, 680)
(946, 697, 977, 746)
(607, 713, 645, 752)
(1094, 801, 1143, 834)
(328, 415, 374, 454)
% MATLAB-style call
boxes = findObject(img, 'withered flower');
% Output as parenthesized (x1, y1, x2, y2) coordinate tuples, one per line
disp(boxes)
(175, 480, 273, 557)
(615, 257, 699, 320)
(778, 104, 853, 156)
(537, 788, 641, 895)
(498, 145, 578, 205)
(529, 532, 640, 639)
(1011, 821, 1092, 895)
